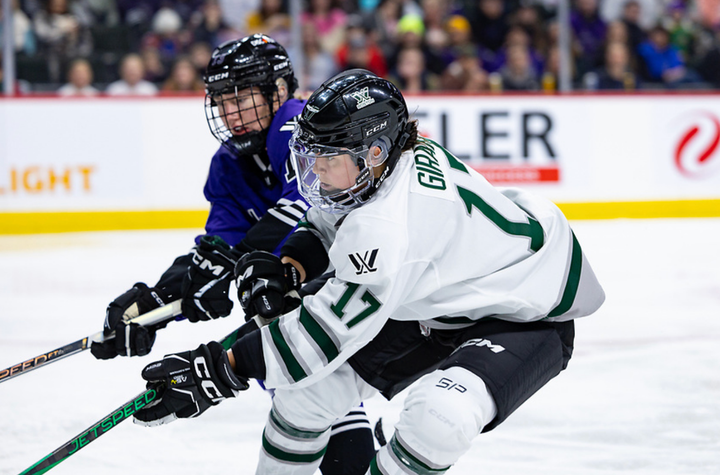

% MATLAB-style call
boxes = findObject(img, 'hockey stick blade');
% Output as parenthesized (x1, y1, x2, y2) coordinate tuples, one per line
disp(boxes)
(0, 300, 182, 384)
(19, 327, 246, 473)
(19, 387, 162, 475)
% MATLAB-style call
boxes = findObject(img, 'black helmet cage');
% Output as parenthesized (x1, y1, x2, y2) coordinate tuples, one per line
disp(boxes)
(203, 34, 298, 156)
(295, 69, 412, 205)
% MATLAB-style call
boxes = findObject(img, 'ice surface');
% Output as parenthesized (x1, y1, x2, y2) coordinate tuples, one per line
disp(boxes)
(1, 219, 719, 474)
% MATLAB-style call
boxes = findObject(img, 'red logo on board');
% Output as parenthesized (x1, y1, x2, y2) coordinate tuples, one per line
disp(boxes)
(674, 112, 720, 178)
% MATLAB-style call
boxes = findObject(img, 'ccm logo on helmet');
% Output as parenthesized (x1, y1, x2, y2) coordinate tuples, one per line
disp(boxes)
(274, 61, 289, 71)
(207, 72, 230, 83)
(364, 120, 388, 138)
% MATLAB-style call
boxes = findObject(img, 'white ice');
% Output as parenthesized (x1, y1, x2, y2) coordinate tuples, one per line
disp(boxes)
(1, 219, 719, 474)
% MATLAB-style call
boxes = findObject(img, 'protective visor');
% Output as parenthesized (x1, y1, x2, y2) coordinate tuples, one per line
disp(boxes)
(289, 129, 389, 214)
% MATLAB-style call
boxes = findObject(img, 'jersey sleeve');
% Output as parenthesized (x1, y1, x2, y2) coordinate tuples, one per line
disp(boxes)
(258, 213, 424, 390)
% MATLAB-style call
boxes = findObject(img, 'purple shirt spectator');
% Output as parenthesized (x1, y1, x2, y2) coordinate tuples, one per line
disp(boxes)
(571, 0, 607, 71)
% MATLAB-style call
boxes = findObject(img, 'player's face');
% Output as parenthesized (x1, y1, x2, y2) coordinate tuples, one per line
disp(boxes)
(312, 154, 360, 193)
(216, 87, 272, 135)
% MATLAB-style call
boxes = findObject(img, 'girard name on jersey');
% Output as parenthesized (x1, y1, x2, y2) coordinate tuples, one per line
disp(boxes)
(413, 142, 447, 191)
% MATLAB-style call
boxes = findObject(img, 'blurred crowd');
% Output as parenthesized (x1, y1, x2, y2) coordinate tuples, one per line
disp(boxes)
(2, 0, 720, 95)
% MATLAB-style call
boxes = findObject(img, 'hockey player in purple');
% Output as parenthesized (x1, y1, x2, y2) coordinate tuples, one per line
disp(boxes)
(90, 35, 375, 474)
(201, 73, 306, 253)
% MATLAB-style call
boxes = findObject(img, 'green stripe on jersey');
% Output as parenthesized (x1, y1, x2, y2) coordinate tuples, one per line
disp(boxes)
(369, 457, 384, 475)
(297, 217, 316, 230)
(390, 435, 450, 474)
(548, 231, 582, 318)
(299, 305, 340, 362)
(269, 408, 327, 439)
(262, 429, 326, 463)
(267, 319, 307, 383)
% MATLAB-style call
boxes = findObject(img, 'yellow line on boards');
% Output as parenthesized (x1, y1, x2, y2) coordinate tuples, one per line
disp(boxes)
(0, 210, 209, 234)
(558, 199, 720, 220)
(1, 200, 719, 234)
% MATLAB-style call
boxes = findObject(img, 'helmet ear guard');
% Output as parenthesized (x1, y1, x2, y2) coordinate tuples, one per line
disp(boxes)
(365, 137, 390, 167)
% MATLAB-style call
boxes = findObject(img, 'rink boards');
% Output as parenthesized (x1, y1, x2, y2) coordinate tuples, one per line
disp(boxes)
(1, 94, 720, 233)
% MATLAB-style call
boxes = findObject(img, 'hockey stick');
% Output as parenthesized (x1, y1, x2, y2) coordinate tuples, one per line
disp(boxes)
(19, 325, 249, 474)
(0, 300, 183, 384)
(19, 386, 162, 475)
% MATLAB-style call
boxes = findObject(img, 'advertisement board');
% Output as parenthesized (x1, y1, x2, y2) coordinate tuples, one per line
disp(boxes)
(1, 94, 719, 232)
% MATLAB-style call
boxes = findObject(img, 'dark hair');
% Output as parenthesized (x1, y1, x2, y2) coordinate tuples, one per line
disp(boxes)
(401, 120, 420, 152)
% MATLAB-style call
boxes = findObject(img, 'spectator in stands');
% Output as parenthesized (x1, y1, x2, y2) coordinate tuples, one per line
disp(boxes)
(695, 0, 720, 29)
(440, 14, 472, 68)
(170, 0, 205, 24)
(511, 4, 547, 57)
(336, 14, 388, 78)
(301, 0, 348, 55)
(162, 56, 205, 92)
(188, 41, 213, 76)
(84, 0, 120, 26)
(389, 45, 438, 92)
(695, 28, 720, 87)
(620, 0, 646, 55)
(637, 24, 698, 87)
(499, 43, 540, 90)
(599, 20, 637, 70)
(295, 21, 338, 91)
(421, 0, 450, 53)
(33, 0, 93, 83)
(106, 52, 159, 95)
(540, 45, 560, 91)
(389, 13, 444, 75)
(144, 7, 187, 63)
(464, 0, 509, 72)
(140, 43, 168, 84)
(588, 41, 638, 90)
(246, 0, 291, 45)
(570, 0, 607, 76)
(492, 25, 544, 77)
(440, 43, 489, 91)
(662, 1, 696, 61)
(190, 0, 237, 48)
(362, 0, 403, 62)
(57, 57, 100, 96)
(0, 0, 37, 56)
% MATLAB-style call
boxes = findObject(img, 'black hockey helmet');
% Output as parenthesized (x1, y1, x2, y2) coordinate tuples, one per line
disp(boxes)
(204, 34, 298, 156)
(289, 69, 413, 213)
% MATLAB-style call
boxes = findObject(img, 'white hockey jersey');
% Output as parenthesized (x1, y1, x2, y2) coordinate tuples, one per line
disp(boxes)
(260, 138, 605, 389)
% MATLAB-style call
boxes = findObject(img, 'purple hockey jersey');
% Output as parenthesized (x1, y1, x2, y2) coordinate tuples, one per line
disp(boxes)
(201, 98, 309, 254)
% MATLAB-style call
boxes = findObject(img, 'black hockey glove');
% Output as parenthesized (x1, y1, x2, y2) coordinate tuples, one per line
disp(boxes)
(134, 341, 249, 426)
(235, 250, 302, 324)
(90, 283, 169, 360)
(181, 235, 244, 323)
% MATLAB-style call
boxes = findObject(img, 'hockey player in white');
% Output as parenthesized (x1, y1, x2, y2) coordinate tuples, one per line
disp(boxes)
(134, 70, 606, 474)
